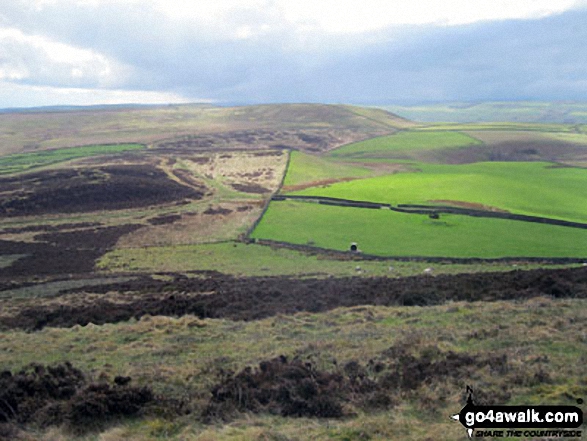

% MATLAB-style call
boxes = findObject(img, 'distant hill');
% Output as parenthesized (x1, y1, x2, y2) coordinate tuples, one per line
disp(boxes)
(381, 101, 587, 124)
(0, 103, 412, 156)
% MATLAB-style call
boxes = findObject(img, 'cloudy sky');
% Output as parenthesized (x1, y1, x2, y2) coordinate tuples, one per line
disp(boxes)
(1, 0, 587, 107)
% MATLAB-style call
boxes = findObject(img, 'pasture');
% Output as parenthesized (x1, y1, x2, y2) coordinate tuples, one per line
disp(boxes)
(98, 241, 569, 277)
(251, 200, 587, 258)
(289, 161, 587, 223)
(327, 130, 482, 161)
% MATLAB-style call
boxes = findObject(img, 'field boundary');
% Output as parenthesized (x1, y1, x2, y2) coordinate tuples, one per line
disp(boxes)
(270, 195, 587, 230)
(242, 149, 292, 239)
(254, 238, 587, 264)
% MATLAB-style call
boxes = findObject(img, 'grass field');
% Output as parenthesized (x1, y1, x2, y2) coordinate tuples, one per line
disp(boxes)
(98, 242, 571, 277)
(282, 151, 374, 189)
(290, 162, 587, 223)
(252, 201, 587, 258)
(0, 143, 145, 175)
(328, 131, 482, 160)
(413, 122, 574, 132)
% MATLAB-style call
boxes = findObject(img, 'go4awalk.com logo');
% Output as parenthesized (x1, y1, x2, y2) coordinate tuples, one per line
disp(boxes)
(451, 387, 583, 438)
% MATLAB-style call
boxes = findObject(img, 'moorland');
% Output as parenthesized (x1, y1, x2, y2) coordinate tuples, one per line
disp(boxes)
(0, 103, 585, 441)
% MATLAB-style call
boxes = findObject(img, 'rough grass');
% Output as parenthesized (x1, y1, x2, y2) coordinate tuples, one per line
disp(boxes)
(97, 241, 575, 277)
(291, 161, 587, 223)
(0, 297, 585, 440)
(0, 104, 406, 157)
(252, 201, 587, 258)
(0, 143, 145, 175)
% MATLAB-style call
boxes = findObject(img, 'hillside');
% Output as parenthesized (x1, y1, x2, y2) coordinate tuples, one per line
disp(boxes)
(0, 103, 411, 156)
(0, 103, 586, 441)
(383, 101, 587, 124)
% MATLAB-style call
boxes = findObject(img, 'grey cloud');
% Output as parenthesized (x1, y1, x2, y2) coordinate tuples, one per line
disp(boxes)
(0, 1, 587, 104)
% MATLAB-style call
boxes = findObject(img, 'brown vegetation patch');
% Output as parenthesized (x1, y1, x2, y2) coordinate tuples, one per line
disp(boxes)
(2, 266, 585, 331)
(170, 168, 208, 191)
(147, 214, 182, 226)
(204, 356, 350, 420)
(1, 222, 101, 234)
(282, 177, 358, 192)
(428, 200, 509, 213)
(204, 345, 514, 421)
(0, 225, 141, 278)
(155, 129, 391, 154)
(0, 165, 204, 217)
(203, 207, 233, 216)
(0, 363, 153, 433)
(437, 137, 587, 164)
(117, 202, 263, 248)
(253, 151, 284, 157)
(230, 183, 270, 194)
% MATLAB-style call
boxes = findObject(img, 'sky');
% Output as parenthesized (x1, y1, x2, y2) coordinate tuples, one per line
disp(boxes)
(1, 0, 587, 107)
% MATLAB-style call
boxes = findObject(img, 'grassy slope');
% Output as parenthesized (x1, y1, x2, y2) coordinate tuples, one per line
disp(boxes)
(291, 162, 587, 223)
(328, 131, 482, 159)
(0, 296, 584, 440)
(382, 101, 587, 124)
(0, 143, 145, 175)
(252, 201, 587, 258)
(98, 242, 570, 277)
(282, 151, 374, 188)
(414, 122, 573, 132)
(0, 104, 409, 156)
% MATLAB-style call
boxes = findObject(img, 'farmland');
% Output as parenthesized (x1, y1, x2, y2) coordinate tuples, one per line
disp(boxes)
(0, 103, 586, 440)
(287, 162, 587, 223)
(328, 130, 482, 161)
(251, 200, 587, 258)
(254, 125, 587, 259)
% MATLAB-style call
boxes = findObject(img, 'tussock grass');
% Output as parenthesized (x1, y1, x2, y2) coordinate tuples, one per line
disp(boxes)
(0, 297, 585, 440)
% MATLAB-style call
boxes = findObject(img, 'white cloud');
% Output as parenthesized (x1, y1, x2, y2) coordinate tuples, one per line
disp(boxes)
(1, 0, 587, 106)
(0, 27, 130, 87)
(21, 0, 587, 39)
(277, 0, 587, 33)
(0, 81, 201, 108)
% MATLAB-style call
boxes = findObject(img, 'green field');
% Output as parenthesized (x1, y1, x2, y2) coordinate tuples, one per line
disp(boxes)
(252, 201, 587, 258)
(0, 143, 145, 174)
(290, 162, 587, 223)
(414, 122, 574, 132)
(282, 151, 374, 188)
(328, 130, 482, 160)
(99, 242, 570, 277)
